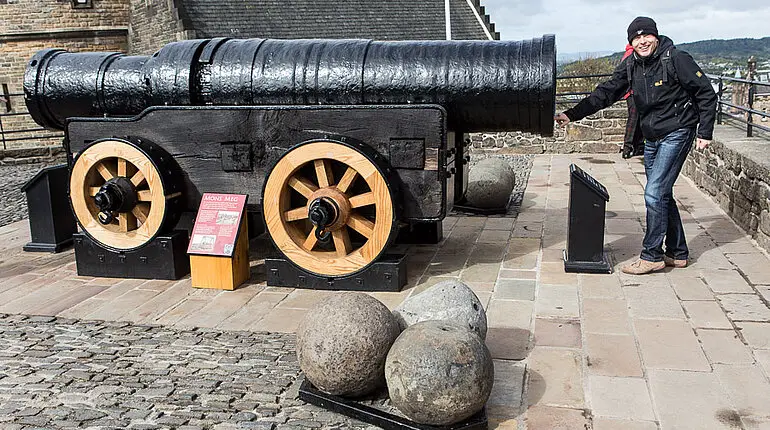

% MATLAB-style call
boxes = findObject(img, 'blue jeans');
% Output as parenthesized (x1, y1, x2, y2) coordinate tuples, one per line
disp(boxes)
(641, 127, 695, 262)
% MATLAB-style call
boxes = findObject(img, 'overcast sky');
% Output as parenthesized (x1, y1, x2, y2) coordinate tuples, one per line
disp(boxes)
(481, 0, 770, 55)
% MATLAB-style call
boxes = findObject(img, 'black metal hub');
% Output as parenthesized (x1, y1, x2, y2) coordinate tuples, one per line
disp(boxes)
(94, 177, 137, 224)
(308, 197, 339, 243)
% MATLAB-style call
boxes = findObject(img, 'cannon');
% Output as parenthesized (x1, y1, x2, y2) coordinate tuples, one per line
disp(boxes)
(24, 36, 556, 280)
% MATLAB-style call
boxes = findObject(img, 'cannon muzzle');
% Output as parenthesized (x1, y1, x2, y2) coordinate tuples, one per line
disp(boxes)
(25, 36, 556, 134)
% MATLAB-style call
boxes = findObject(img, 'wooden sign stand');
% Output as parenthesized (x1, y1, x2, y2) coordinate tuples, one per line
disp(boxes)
(188, 194, 250, 290)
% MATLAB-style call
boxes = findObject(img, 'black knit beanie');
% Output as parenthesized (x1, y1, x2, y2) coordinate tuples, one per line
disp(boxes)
(627, 17, 658, 43)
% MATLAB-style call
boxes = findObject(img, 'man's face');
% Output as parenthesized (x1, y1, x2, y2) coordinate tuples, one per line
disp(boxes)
(631, 34, 659, 57)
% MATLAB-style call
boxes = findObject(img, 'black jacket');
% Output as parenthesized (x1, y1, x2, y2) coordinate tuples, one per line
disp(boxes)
(565, 36, 718, 140)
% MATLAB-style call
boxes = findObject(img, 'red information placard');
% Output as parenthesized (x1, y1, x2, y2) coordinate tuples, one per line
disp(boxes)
(187, 193, 248, 257)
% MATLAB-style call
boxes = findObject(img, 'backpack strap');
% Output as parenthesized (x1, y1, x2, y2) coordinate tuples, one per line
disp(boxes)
(626, 56, 634, 88)
(660, 48, 678, 83)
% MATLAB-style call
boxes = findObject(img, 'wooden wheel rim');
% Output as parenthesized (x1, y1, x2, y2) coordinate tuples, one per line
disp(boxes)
(263, 140, 395, 277)
(70, 139, 167, 250)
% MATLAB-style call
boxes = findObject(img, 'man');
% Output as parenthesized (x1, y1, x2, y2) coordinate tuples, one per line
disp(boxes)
(555, 16, 717, 275)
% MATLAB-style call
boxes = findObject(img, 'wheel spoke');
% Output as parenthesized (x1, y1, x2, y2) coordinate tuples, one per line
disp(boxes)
(336, 167, 357, 193)
(88, 186, 101, 197)
(347, 214, 374, 239)
(332, 229, 352, 257)
(288, 175, 318, 198)
(349, 192, 375, 208)
(285, 207, 308, 222)
(137, 190, 152, 202)
(96, 162, 116, 181)
(132, 203, 149, 223)
(117, 158, 128, 177)
(119, 212, 137, 232)
(131, 170, 146, 187)
(303, 227, 319, 250)
(314, 159, 334, 188)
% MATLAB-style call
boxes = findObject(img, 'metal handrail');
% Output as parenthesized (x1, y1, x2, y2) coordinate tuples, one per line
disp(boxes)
(555, 71, 770, 138)
(0, 91, 63, 151)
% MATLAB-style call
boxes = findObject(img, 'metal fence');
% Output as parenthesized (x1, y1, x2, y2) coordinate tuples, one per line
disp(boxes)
(555, 72, 770, 138)
(0, 89, 63, 151)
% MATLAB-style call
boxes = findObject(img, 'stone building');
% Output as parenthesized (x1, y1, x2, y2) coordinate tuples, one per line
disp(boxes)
(0, 0, 498, 150)
(0, 0, 130, 150)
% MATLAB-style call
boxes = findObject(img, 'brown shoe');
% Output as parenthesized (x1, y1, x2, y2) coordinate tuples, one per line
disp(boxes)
(664, 255, 688, 268)
(621, 259, 666, 275)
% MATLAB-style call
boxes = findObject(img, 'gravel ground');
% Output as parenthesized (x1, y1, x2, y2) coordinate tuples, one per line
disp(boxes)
(0, 161, 65, 228)
(0, 314, 382, 430)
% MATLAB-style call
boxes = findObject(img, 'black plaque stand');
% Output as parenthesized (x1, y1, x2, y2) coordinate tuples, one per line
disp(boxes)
(73, 231, 191, 280)
(265, 254, 406, 291)
(564, 164, 612, 274)
(298, 378, 488, 430)
(22, 165, 77, 253)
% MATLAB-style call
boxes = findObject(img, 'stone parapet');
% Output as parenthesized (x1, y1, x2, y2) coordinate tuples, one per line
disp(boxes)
(470, 105, 628, 154)
(683, 125, 770, 252)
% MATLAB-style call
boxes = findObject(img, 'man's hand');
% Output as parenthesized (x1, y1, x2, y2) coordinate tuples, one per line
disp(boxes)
(696, 138, 711, 150)
(554, 113, 570, 127)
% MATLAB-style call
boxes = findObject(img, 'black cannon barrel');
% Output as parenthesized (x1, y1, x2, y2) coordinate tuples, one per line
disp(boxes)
(25, 36, 556, 134)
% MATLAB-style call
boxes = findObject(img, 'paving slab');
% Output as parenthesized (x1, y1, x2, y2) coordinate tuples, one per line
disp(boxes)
(649, 369, 738, 430)
(717, 294, 770, 321)
(585, 333, 643, 377)
(697, 329, 755, 364)
(588, 375, 655, 421)
(634, 319, 710, 371)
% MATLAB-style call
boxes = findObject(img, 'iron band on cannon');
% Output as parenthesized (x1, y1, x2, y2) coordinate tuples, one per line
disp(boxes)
(24, 36, 556, 283)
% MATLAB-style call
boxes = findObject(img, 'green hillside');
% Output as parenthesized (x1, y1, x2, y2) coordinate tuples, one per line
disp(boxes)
(596, 37, 770, 75)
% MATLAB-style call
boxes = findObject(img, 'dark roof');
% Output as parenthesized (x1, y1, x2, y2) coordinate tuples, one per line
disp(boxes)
(178, 0, 498, 41)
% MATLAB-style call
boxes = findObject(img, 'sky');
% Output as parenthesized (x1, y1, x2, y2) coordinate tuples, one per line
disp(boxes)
(480, 0, 770, 55)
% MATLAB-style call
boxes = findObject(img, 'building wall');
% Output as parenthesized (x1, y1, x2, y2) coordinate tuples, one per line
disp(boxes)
(0, 0, 129, 151)
(129, 0, 191, 54)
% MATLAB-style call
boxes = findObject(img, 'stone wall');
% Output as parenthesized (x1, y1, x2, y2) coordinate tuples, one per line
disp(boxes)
(683, 130, 770, 252)
(470, 104, 629, 154)
(129, 0, 193, 54)
(0, 0, 129, 151)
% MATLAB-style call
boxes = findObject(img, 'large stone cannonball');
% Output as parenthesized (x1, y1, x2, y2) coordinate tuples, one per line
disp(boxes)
(464, 157, 516, 209)
(296, 292, 401, 397)
(393, 279, 488, 339)
(385, 320, 494, 425)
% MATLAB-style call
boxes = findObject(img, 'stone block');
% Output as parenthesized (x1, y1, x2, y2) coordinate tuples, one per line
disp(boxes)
(602, 109, 629, 119)
(565, 123, 602, 142)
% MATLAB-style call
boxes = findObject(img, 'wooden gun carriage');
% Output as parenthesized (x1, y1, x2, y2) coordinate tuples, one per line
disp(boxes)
(24, 36, 556, 280)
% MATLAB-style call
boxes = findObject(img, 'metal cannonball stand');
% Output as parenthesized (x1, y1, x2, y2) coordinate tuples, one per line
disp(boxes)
(298, 377, 488, 430)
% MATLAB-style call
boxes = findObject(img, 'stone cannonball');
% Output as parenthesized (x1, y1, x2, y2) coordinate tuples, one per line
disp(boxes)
(385, 320, 494, 425)
(393, 279, 487, 339)
(464, 157, 516, 209)
(296, 292, 401, 397)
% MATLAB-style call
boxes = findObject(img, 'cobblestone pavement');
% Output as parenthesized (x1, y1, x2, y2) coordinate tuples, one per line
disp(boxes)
(0, 313, 381, 430)
(0, 160, 64, 228)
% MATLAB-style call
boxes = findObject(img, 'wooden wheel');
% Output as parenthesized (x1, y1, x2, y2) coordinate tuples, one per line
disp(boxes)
(263, 140, 397, 277)
(70, 138, 181, 250)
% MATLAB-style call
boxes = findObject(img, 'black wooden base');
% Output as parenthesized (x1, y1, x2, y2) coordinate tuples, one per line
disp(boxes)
(298, 378, 488, 430)
(73, 231, 191, 280)
(563, 249, 613, 274)
(452, 202, 509, 216)
(265, 254, 406, 291)
(397, 221, 443, 244)
(23, 238, 73, 253)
